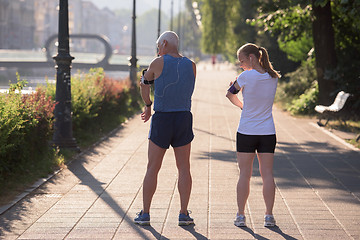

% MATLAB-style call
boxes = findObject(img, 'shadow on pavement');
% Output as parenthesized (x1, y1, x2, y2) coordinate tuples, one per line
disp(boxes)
(69, 162, 163, 240)
(194, 127, 236, 144)
(180, 224, 208, 239)
(267, 226, 299, 240)
(141, 225, 170, 240)
(275, 140, 360, 204)
(195, 149, 237, 164)
(238, 227, 270, 240)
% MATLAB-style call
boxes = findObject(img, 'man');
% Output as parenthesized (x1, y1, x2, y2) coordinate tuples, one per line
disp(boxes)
(134, 31, 196, 226)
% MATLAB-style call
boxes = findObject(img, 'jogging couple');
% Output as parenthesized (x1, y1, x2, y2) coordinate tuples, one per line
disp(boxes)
(134, 31, 280, 228)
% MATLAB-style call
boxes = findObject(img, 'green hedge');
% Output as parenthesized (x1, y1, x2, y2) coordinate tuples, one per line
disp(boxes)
(0, 68, 141, 189)
(45, 68, 141, 146)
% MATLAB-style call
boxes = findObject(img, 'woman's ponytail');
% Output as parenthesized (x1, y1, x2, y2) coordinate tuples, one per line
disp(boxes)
(237, 43, 281, 79)
(259, 47, 281, 78)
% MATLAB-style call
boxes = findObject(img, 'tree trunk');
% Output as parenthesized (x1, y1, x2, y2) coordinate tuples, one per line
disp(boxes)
(312, 0, 337, 105)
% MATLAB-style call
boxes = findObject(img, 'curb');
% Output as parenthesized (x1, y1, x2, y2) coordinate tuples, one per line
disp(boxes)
(0, 116, 136, 216)
(309, 122, 360, 153)
(0, 170, 60, 215)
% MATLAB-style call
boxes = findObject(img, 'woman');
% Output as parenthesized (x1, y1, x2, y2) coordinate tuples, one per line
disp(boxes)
(226, 43, 280, 227)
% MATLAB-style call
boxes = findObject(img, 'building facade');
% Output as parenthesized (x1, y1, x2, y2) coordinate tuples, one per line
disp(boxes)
(0, 0, 35, 49)
(0, 0, 129, 53)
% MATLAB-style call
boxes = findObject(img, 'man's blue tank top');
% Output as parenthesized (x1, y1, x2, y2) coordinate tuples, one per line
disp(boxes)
(154, 55, 195, 112)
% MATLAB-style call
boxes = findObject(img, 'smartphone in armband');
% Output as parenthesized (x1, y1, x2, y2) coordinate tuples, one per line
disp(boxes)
(228, 82, 240, 94)
(141, 68, 154, 85)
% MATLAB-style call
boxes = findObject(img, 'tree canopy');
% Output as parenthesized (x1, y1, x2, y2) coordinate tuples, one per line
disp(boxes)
(198, 0, 360, 114)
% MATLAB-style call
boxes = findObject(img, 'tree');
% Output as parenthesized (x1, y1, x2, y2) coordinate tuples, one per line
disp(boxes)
(200, 0, 234, 55)
(254, 0, 359, 106)
(312, 0, 337, 104)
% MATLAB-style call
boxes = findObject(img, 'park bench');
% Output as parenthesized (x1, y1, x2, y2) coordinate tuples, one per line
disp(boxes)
(315, 90, 351, 126)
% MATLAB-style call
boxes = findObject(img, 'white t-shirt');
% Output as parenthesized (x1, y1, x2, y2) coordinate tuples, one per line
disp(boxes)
(236, 69, 278, 135)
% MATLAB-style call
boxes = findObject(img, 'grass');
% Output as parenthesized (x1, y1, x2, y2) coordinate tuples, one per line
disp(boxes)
(325, 120, 360, 149)
(0, 148, 68, 207)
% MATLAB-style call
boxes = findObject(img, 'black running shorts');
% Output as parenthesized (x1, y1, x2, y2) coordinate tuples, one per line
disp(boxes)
(236, 132, 276, 153)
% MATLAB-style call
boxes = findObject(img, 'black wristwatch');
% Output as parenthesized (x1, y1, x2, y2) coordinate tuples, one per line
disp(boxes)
(145, 101, 152, 107)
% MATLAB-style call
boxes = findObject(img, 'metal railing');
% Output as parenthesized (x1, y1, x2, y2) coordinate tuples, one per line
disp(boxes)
(0, 34, 147, 71)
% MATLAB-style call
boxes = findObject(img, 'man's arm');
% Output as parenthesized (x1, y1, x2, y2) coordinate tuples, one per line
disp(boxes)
(140, 57, 163, 122)
(192, 61, 197, 79)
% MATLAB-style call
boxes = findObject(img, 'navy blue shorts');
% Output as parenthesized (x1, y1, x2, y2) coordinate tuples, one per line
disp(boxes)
(149, 111, 194, 149)
(236, 132, 276, 153)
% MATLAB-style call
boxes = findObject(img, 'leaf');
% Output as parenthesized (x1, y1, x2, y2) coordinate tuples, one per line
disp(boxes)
(314, 0, 329, 7)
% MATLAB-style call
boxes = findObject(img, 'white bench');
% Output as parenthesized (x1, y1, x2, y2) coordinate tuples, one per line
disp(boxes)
(315, 91, 351, 126)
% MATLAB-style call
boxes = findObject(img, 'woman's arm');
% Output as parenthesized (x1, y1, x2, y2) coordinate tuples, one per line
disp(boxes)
(226, 81, 243, 109)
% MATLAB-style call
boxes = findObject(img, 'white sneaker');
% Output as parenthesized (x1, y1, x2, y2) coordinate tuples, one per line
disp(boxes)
(264, 215, 276, 227)
(234, 214, 246, 227)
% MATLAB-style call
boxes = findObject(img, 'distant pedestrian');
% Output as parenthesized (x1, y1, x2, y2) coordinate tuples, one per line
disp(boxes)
(212, 55, 216, 67)
(226, 43, 280, 228)
(134, 31, 196, 226)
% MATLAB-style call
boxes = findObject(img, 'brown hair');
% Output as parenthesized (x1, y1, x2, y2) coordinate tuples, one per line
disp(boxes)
(237, 43, 281, 78)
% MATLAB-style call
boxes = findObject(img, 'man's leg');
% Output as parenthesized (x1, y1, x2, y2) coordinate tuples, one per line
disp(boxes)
(174, 143, 192, 214)
(142, 140, 167, 213)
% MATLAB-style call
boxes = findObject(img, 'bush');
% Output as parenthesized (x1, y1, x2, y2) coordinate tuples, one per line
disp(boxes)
(0, 79, 55, 183)
(45, 68, 141, 146)
(275, 59, 318, 115)
(287, 82, 318, 115)
(0, 68, 142, 193)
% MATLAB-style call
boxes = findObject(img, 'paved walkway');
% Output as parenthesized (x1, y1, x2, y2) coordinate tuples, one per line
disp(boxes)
(1, 62, 359, 240)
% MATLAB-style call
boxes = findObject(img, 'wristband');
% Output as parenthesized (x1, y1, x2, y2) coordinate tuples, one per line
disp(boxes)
(145, 101, 152, 107)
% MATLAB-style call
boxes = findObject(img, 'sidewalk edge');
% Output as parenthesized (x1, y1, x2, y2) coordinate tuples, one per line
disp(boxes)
(0, 117, 136, 215)
(309, 122, 360, 153)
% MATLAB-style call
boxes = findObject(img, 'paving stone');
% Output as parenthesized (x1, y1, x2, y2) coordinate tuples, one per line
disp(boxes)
(1, 62, 359, 240)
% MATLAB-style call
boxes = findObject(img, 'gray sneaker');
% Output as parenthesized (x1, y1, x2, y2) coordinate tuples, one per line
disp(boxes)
(264, 215, 276, 227)
(178, 211, 194, 226)
(234, 214, 246, 227)
(134, 211, 150, 226)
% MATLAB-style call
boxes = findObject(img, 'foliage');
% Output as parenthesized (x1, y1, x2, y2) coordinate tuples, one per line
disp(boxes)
(224, 0, 258, 62)
(284, 60, 317, 97)
(45, 68, 141, 147)
(287, 82, 318, 115)
(198, 0, 299, 74)
(255, 4, 312, 42)
(328, 0, 360, 111)
(253, 0, 360, 116)
(276, 59, 317, 111)
(252, 4, 313, 63)
(0, 77, 55, 184)
(0, 68, 142, 195)
(200, 0, 235, 54)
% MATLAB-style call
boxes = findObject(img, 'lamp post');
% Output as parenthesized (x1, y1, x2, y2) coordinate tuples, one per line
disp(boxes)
(129, 0, 137, 86)
(52, 0, 78, 150)
(170, 0, 174, 31)
(157, 0, 161, 38)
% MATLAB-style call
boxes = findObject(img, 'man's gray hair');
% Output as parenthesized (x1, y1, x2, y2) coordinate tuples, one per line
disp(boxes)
(156, 31, 179, 48)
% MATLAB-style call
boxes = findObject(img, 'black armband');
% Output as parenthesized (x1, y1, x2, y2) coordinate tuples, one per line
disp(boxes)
(228, 82, 240, 94)
(140, 68, 154, 85)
